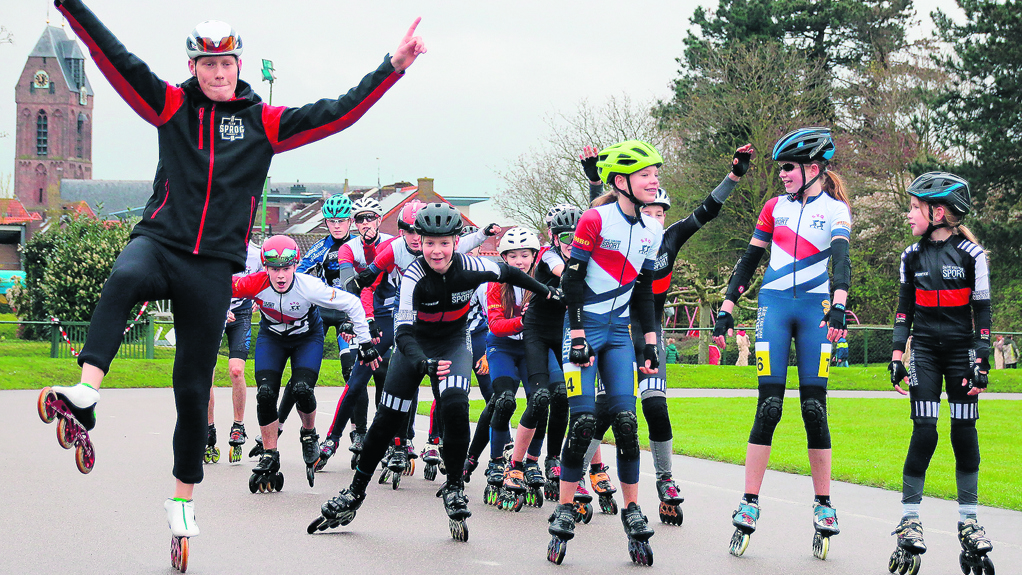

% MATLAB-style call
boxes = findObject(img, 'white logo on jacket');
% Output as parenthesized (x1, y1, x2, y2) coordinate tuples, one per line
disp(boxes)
(220, 116, 245, 141)
(942, 265, 966, 280)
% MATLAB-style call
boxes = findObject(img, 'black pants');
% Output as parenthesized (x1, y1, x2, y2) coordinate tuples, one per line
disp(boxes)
(523, 324, 569, 458)
(79, 236, 232, 484)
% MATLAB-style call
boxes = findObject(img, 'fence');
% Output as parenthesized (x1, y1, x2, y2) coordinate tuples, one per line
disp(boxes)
(0, 319, 155, 359)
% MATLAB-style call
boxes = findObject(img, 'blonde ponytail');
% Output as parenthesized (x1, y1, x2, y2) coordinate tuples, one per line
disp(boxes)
(591, 190, 617, 208)
(820, 166, 850, 209)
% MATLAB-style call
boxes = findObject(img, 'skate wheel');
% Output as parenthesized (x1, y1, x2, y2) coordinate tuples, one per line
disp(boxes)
(75, 443, 94, 474)
(901, 552, 915, 575)
(424, 464, 437, 481)
(628, 538, 654, 567)
(171, 536, 189, 573)
(576, 503, 593, 524)
(212, 447, 220, 463)
(547, 537, 567, 564)
(889, 549, 902, 573)
(392, 473, 400, 490)
(275, 473, 284, 492)
(449, 519, 469, 542)
(982, 555, 994, 575)
(729, 529, 751, 557)
(378, 469, 389, 484)
(404, 459, 415, 476)
(307, 516, 327, 534)
(307, 466, 316, 487)
(249, 475, 258, 493)
(600, 494, 618, 516)
(56, 418, 75, 449)
(813, 532, 830, 560)
(38, 387, 57, 423)
(908, 553, 922, 575)
(351, 453, 359, 470)
(230, 446, 242, 463)
(544, 484, 558, 502)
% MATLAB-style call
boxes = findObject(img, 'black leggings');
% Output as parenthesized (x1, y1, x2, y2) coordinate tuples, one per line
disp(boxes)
(79, 236, 232, 484)
(523, 325, 569, 459)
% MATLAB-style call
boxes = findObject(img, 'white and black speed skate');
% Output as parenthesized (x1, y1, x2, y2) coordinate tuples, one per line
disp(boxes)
(958, 518, 994, 575)
(889, 515, 926, 575)
(299, 427, 320, 487)
(437, 481, 471, 542)
(621, 502, 654, 566)
(307, 488, 365, 534)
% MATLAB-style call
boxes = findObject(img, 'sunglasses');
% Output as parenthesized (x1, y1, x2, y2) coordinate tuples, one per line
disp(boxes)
(194, 35, 239, 54)
(354, 214, 379, 224)
(557, 232, 574, 244)
(325, 218, 348, 225)
(778, 163, 798, 173)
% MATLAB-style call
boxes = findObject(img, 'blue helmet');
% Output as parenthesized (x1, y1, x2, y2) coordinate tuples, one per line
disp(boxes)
(772, 127, 836, 164)
(908, 172, 971, 217)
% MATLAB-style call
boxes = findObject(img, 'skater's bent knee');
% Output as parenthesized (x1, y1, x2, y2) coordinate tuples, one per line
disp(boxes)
(490, 388, 517, 425)
(291, 368, 319, 414)
(611, 411, 640, 461)
(563, 413, 597, 466)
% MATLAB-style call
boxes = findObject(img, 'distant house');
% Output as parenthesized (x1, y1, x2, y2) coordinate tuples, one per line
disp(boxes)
(0, 198, 42, 270)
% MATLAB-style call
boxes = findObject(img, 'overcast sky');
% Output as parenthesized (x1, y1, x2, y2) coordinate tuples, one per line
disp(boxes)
(2, 0, 955, 226)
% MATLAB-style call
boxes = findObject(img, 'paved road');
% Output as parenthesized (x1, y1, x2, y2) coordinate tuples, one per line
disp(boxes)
(6, 387, 1019, 574)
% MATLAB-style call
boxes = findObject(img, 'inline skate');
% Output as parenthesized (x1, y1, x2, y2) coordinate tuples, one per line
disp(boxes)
(656, 473, 684, 525)
(300, 427, 320, 487)
(483, 458, 504, 506)
(590, 463, 618, 515)
(437, 480, 471, 541)
(249, 450, 283, 493)
(523, 459, 545, 508)
(403, 438, 417, 477)
(349, 429, 365, 470)
(547, 502, 576, 564)
(544, 456, 561, 501)
(385, 439, 409, 489)
(572, 483, 594, 524)
(812, 502, 840, 560)
(888, 515, 925, 575)
(307, 487, 365, 533)
(497, 461, 527, 512)
(315, 438, 336, 472)
(958, 518, 994, 575)
(621, 502, 654, 566)
(165, 498, 198, 573)
(227, 422, 246, 463)
(421, 437, 442, 481)
(37, 384, 98, 474)
(248, 427, 281, 459)
(729, 499, 760, 557)
(203, 424, 220, 464)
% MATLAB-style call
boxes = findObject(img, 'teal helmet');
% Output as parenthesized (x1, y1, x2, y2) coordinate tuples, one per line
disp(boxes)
(322, 194, 352, 219)
(907, 172, 971, 217)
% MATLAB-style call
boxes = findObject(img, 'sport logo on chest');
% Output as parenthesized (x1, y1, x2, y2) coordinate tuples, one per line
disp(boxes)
(942, 265, 965, 280)
(600, 239, 621, 251)
(220, 116, 245, 141)
(451, 290, 473, 304)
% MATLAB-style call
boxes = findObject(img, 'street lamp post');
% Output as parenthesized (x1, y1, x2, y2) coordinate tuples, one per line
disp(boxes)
(260, 59, 276, 238)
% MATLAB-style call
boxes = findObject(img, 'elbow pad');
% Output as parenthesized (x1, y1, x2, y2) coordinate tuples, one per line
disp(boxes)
(725, 245, 766, 303)
(831, 239, 850, 292)
(562, 257, 588, 330)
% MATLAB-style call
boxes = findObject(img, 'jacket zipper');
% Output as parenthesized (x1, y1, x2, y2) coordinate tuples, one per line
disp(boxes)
(193, 104, 216, 254)
(197, 107, 205, 150)
(792, 200, 807, 297)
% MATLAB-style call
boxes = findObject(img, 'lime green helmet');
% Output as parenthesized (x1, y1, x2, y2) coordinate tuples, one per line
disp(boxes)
(596, 140, 663, 184)
(322, 194, 353, 219)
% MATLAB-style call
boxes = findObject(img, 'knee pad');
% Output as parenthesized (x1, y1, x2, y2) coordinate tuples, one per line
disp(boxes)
(640, 396, 672, 443)
(530, 388, 551, 411)
(255, 371, 281, 427)
(549, 382, 568, 412)
(563, 413, 597, 467)
(748, 386, 784, 446)
(520, 388, 551, 428)
(291, 368, 319, 414)
(440, 393, 471, 439)
(611, 411, 640, 461)
(489, 388, 517, 427)
(799, 388, 831, 449)
(904, 419, 938, 477)
(950, 419, 980, 473)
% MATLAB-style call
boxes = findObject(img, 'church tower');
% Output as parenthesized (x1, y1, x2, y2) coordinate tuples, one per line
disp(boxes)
(14, 25, 94, 211)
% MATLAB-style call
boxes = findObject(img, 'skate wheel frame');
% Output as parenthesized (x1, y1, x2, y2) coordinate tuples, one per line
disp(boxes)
(171, 536, 189, 573)
(813, 532, 830, 560)
(599, 494, 618, 515)
(659, 501, 682, 525)
(424, 463, 438, 481)
(729, 529, 751, 557)
(449, 518, 469, 542)
(573, 502, 593, 524)
(628, 538, 654, 566)
(56, 418, 74, 449)
(547, 537, 567, 564)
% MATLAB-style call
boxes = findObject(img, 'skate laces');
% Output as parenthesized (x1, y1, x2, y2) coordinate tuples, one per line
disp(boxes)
(576, 483, 590, 495)
(894, 517, 923, 538)
(960, 519, 987, 542)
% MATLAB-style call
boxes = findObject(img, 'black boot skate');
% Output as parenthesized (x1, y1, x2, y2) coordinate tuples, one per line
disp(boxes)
(498, 461, 527, 512)
(621, 502, 654, 566)
(590, 464, 618, 515)
(889, 515, 925, 575)
(203, 424, 220, 464)
(422, 437, 442, 481)
(483, 458, 504, 506)
(385, 438, 409, 490)
(307, 487, 366, 533)
(812, 502, 840, 560)
(655, 473, 684, 525)
(249, 450, 283, 493)
(547, 502, 576, 564)
(349, 429, 365, 470)
(523, 459, 545, 508)
(316, 438, 336, 472)
(38, 384, 98, 474)
(958, 518, 994, 575)
(300, 427, 320, 487)
(436, 480, 471, 542)
(249, 427, 281, 459)
(228, 422, 247, 463)
(544, 456, 561, 501)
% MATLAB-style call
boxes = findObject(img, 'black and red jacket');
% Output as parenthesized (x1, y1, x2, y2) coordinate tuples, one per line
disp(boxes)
(893, 236, 991, 359)
(57, 0, 403, 270)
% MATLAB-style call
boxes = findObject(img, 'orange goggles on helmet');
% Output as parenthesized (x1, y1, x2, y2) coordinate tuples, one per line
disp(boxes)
(193, 35, 239, 54)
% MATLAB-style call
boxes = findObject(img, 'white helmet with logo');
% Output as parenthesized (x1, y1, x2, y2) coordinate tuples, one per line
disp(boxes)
(351, 197, 383, 217)
(498, 228, 541, 254)
(186, 21, 243, 60)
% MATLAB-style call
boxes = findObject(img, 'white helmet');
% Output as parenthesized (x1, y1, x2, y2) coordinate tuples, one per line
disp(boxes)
(498, 228, 541, 254)
(186, 21, 243, 60)
(649, 188, 671, 210)
(544, 203, 575, 227)
(351, 197, 383, 217)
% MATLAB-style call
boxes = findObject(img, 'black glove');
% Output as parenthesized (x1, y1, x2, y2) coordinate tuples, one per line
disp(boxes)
(731, 149, 752, 177)
(713, 311, 734, 339)
(581, 155, 601, 182)
(367, 318, 381, 340)
(419, 358, 441, 378)
(968, 357, 989, 390)
(339, 321, 356, 336)
(568, 337, 594, 365)
(824, 302, 846, 330)
(358, 342, 380, 365)
(483, 223, 499, 236)
(643, 344, 660, 371)
(888, 360, 909, 386)
(353, 268, 378, 290)
(546, 287, 564, 302)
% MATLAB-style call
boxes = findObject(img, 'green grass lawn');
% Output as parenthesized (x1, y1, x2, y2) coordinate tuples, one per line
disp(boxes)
(419, 397, 1020, 511)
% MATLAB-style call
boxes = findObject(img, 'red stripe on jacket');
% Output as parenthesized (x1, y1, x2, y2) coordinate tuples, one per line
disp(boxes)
(418, 303, 470, 323)
(916, 287, 971, 307)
